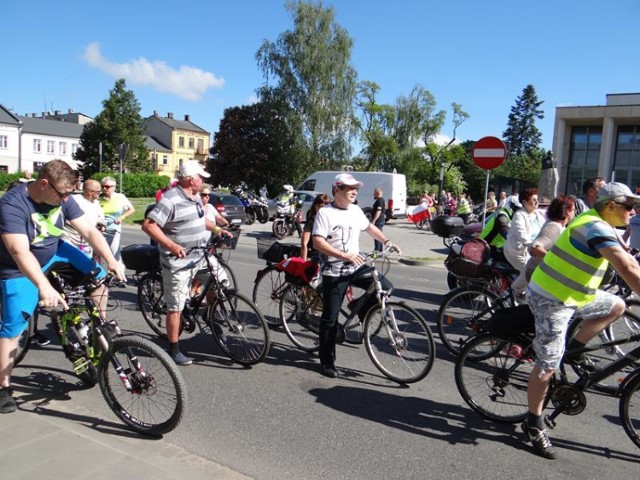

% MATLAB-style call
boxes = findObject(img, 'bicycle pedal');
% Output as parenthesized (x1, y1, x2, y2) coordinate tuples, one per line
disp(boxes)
(72, 357, 91, 375)
(543, 415, 556, 429)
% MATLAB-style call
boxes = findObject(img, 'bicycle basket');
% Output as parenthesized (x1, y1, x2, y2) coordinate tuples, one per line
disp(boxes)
(445, 238, 492, 278)
(256, 239, 301, 263)
(121, 244, 160, 273)
(487, 305, 536, 339)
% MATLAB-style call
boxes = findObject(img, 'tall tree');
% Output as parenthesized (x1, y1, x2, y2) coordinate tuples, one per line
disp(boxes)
(503, 84, 544, 157)
(75, 79, 150, 177)
(393, 85, 447, 151)
(256, 0, 357, 165)
(209, 98, 306, 195)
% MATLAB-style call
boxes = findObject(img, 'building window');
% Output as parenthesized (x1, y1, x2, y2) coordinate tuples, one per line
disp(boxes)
(33, 139, 42, 153)
(613, 125, 640, 188)
(179, 136, 185, 147)
(197, 138, 204, 153)
(162, 155, 168, 165)
(71, 143, 78, 155)
(33, 161, 44, 171)
(189, 138, 195, 148)
(0, 166, 7, 173)
(47, 140, 55, 154)
(59, 142, 67, 155)
(0, 135, 7, 149)
(565, 126, 602, 195)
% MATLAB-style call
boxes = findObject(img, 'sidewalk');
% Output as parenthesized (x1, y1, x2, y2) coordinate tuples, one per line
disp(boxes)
(1, 392, 251, 480)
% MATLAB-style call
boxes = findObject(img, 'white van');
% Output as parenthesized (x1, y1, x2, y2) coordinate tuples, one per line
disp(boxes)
(297, 171, 407, 220)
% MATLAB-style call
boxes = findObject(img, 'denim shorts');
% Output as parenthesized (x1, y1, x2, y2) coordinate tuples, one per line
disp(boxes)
(527, 288, 617, 371)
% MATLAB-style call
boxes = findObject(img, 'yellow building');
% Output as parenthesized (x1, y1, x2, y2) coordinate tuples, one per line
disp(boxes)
(143, 111, 210, 177)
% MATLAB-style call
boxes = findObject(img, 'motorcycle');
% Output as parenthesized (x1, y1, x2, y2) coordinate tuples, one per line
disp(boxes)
(233, 183, 269, 225)
(272, 198, 302, 240)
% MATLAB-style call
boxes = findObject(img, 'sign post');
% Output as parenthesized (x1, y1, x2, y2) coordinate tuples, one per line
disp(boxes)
(471, 136, 508, 226)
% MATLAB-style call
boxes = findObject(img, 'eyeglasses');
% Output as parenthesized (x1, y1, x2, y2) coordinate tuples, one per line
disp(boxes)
(614, 202, 635, 211)
(48, 181, 73, 199)
(88, 189, 101, 194)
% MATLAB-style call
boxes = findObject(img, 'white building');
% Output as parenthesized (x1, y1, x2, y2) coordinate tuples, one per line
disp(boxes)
(553, 93, 640, 194)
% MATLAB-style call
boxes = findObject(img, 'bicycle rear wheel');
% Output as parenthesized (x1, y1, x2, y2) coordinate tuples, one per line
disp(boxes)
(620, 372, 640, 450)
(364, 302, 435, 384)
(99, 334, 186, 435)
(455, 333, 535, 423)
(137, 271, 169, 338)
(207, 291, 270, 365)
(252, 265, 287, 327)
(437, 287, 498, 356)
(279, 284, 321, 352)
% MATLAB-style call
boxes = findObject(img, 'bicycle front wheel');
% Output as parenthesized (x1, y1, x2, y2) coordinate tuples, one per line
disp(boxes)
(455, 333, 535, 423)
(279, 284, 321, 352)
(364, 302, 435, 384)
(137, 272, 169, 338)
(213, 258, 238, 292)
(437, 287, 498, 356)
(252, 265, 287, 327)
(620, 372, 640, 450)
(207, 291, 270, 365)
(99, 334, 186, 435)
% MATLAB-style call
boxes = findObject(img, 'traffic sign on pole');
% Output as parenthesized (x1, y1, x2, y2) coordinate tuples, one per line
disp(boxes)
(471, 136, 507, 170)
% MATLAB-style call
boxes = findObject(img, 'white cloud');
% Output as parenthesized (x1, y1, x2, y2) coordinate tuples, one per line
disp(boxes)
(82, 42, 224, 101)
(245, 94, 259, 105)
(416, 133, 460, 148)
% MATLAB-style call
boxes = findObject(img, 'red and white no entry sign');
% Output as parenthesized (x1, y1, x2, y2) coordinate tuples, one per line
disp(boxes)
(471, 136, 508, 170)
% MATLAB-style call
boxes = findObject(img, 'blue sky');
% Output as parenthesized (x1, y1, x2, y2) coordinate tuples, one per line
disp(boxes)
(3, 0, 639, 152)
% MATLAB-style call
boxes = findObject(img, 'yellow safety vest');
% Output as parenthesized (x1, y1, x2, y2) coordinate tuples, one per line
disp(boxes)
(458, 199, 471, 215)
(479, 208, 513, 248)
(530, 209, 609, 306)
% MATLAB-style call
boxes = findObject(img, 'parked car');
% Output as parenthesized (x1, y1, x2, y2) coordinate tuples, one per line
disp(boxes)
(267, 190, 324, 221)
(209, 192, 245, 229)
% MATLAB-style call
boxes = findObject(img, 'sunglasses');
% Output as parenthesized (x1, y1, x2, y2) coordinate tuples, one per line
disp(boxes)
(614, 202, 635, 211)
(48, 181, 73, 199)
(200, 193, 210, 197)
(102, 184, 115, 189)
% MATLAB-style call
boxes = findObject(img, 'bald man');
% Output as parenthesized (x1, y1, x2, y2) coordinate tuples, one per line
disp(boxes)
(61, 179, 106, 258)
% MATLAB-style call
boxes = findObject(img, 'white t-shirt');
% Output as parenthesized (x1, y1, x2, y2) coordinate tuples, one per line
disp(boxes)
(313, 203, 370, 277)
(62, 193, 105, 250)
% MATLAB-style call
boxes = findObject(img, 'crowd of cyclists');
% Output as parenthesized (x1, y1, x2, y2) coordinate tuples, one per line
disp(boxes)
(3, 162, 640, 462)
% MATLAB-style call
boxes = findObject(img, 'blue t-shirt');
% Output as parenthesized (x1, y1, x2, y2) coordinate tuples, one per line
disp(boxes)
(0, 183, 83, 278)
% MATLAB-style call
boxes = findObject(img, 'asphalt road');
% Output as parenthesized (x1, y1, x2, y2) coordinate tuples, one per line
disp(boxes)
(12, 220, 640, 479)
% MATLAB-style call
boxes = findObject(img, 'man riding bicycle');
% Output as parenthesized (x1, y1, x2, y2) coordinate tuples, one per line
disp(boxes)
(0, 160, 123, 413)
(312, 173, 400, 378)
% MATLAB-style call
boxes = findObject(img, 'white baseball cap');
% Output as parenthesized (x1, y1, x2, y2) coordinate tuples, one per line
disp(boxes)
(178, 160, 210, 179)
(334, 173, 363, 189)
(596, 182, 640, 205)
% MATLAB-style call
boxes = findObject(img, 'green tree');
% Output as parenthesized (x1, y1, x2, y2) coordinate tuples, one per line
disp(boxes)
(256, 0, 357, 165)
(394, 85, 446, 151)
(503, 84, 544, 157)
(75, 79, 150, 177)
(209, 98, 307, 194)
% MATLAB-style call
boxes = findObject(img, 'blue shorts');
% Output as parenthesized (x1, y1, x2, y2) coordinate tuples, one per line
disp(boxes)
(0, 241, 105, 339)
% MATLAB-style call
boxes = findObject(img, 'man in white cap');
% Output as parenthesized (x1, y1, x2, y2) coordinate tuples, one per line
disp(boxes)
(312, 173, 400, 378)
(522, 182, 640, 459)
(142, 160, 229, 365)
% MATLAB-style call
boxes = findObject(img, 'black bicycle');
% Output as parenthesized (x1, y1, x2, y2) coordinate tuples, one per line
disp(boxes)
(135, 240, 270, 365)
(25, 268, 187, 435)
(454, 307, 640, 450)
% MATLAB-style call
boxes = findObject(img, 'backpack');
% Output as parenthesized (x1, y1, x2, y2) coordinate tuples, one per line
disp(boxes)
(445, 237, 492, 278)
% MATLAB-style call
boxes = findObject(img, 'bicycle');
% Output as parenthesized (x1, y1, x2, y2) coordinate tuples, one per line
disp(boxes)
(278, 247, 436, 384)
(134, 240, 270, 365)
(436, 262, 519, 355)
(454, 306, 640, 450)
(29, 268, 187, 435)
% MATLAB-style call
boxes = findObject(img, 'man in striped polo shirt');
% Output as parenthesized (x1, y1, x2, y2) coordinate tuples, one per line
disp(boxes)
(143, 161, 229, 365)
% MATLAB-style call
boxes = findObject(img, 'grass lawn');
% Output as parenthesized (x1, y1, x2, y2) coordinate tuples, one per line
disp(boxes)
(124, 197, 154, 225)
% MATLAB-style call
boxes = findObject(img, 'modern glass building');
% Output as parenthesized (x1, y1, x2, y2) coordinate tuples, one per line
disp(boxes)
(553, 93, 640, 195)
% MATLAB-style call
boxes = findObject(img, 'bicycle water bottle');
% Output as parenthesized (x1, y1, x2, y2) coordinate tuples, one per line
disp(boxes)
(74, 318, 89, 345)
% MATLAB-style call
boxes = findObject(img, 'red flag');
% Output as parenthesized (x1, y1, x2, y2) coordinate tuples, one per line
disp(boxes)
(406, 204, 430, 223)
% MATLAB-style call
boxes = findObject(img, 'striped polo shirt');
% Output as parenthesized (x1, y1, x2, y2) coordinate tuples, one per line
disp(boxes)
(147, 186, 209, 271)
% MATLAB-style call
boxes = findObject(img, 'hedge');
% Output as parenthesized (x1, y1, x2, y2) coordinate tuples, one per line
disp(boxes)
(0, 172, 171, 198)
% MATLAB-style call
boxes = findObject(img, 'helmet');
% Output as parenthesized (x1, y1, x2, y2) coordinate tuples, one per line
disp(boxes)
(283, 184, 294, 193)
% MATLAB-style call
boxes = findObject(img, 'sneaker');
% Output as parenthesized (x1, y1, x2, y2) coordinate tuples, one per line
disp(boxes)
(30, 331, 51, 347)
(521, 421, 557, 459)
(565, 353, 596, 372)
(0, 386, 17, 414)
(170, 351, 193, 366)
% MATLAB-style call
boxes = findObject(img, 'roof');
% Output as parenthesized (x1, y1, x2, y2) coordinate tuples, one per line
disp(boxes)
(17, 115, 84, 138)
(145, 135, 171, 151)
(0, 104, 22, 126)
(144, 115, 209, 134)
